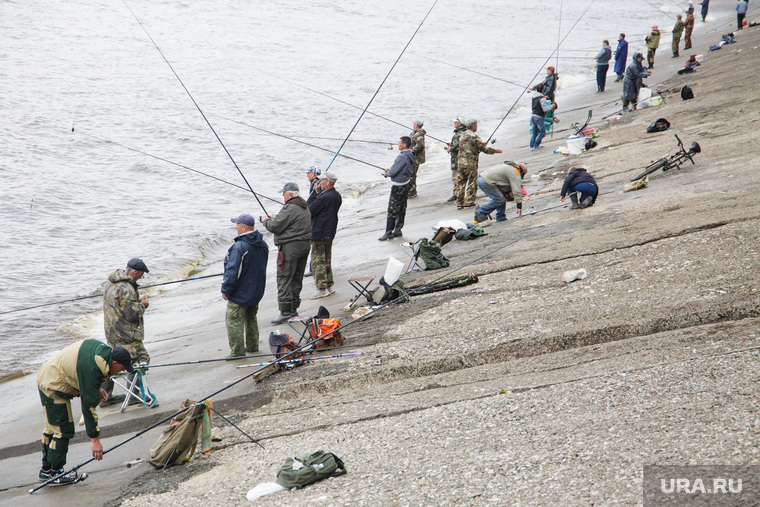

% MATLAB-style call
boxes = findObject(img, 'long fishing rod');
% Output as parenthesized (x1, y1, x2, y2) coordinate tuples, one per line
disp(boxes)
(255, 70, 448, 144)
(418, 54, 526, 88)
(324, 0, 440, 172)
(236, 352, 362, 369)
(557, 0, 563, 71)
(209, 113, 385, 170)
(291, 135, 393, 146)
(486, 0, 598, 143)
(121, 0, 269, 216)
(0, 274, 223, 316)
(74, 130, 283, 205)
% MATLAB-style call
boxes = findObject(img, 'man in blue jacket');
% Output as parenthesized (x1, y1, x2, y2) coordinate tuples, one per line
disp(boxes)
(379, 136, 415, 241)
(222, 214, 269, 359)
(308, 171, 342, 299)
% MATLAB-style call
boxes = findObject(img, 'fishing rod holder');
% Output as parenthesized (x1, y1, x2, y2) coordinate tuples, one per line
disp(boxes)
(111, 365, 159, 412)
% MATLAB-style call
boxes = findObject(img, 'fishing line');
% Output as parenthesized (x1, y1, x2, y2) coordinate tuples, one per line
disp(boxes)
(0, 274, 223, 315)
(74, 130, 282, 205)
(290, 135, 393, 146)
(209, 113, 385, 170)
(557, 0, 563, 71)
(486, 0, 598, 143)
(418, 54, 526, 88)
(121, 0, 269, 216)
(324, 0, 439, 172)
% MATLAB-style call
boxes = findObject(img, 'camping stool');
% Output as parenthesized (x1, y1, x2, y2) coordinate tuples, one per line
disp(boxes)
(346, 275, 376, 308)
(399, 240, 424, 273)
(112, 364, 159, 412)
(287, 315, 320, 351)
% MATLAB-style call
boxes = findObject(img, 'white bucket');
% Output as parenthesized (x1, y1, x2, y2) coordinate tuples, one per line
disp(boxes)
(383, 257, 404, 285)
(567, 135, 585, 155)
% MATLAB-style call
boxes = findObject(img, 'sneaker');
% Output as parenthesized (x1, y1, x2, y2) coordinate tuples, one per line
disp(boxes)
(326, 286, 335, 295)
(446, 195, 457, 202)
(99, 394, 126, 407)
(310, 288, 330, 299)
(304, 270, 313, 277)
(473, 212, 486, 223)
(39, 468, 77, 485)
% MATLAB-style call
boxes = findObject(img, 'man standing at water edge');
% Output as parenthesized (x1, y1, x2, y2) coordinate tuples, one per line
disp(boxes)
(645, 26, 660, 69)
(613, 34, 628, 82)
(457, 119, 503, 208)
(684, 8, 695, 49)
(379, 136, 414, 241)
(594, 40, 612, 92)
(261, 183, 311, 324)
(222, 214, 268, 358)
(444, 118, 465, 203)
(737, 0, 748, 30)
(407, 120, 426, 198)
(37, 339, 132, 484)
(672, 15, 684, 57)
(101, 257, 150, 406)
(308, 171, 341, 299)
(529, 84, 557, 151)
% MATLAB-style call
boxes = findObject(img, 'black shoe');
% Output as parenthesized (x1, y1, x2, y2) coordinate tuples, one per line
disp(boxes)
(246, 348, 259, 354)
(648, 64, 653, 69)
(128, 395, 143, 405)
(304, 271, 313, 277)
(99, 394, 126, 407)
(39, 468, 77, 485)
(271, 311, 297, 324)
(392, 229, 403, 237)
(446, 195, 457, 202)
(378, 231, 394, 241)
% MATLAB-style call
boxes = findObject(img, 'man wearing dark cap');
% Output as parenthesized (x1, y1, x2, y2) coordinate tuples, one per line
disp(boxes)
(37, 339, 132, 484)
(261, 182, 312, 324)
(542, 66, 557, 102)
(408, 120, 426, 198)
(101, 257, 150, 405)
(308, 171, 342, 299)
(306, 166, 321, 205)
(222, 214, 269, 358)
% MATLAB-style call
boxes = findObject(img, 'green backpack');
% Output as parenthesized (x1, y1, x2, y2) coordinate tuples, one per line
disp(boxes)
(275, 450, 347, 489)
(417, 238, 450, 270)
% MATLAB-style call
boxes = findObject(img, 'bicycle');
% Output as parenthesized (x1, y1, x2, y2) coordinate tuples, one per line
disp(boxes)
(630, 134, 701, 181)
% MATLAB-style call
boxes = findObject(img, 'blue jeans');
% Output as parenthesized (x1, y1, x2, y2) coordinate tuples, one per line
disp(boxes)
(569, 182, 598, 204)
(529, 115, 546, 148)
(475, 176, 507, 221)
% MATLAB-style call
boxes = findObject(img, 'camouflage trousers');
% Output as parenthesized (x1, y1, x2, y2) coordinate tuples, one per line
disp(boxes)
(39, 388, 75, 470)
(684, 28, 693, 48)
(672, 34, 682, 53)
(226, 301, 259, 355)
(408, 161, 420, 197)
(311, 240, 334, 290)
(387, 183, 410, 219)
(647, 47, 656, 67)
(451, 168, 458, 196)
(455, 164, 479, 207)
(106, 336, 150, 365)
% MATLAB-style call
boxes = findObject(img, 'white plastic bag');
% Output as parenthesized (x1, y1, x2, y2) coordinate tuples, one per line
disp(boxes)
(246, 482, 288, 501)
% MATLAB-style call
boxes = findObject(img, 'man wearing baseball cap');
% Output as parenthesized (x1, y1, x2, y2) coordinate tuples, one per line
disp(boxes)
(261, 182, 312, 324)
(222, 214, 269, 358)
(542, 66, 557, 102)
(101, 257, 151, 405)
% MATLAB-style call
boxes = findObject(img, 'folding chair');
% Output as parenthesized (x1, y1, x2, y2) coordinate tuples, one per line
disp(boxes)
(344, 275, 376, 311)
(287, 314, 320, 352)
(112, 364, 159, 412)
(399, 240, 424, 273)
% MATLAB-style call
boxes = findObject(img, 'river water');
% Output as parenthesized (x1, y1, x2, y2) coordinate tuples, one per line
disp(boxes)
(0, 0, 685, 381)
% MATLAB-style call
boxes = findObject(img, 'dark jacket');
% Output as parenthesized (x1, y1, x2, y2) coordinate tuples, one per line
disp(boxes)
(623, 55, 649, 101)
(542, 73, 557, 99)
(309, 187, 342, 241)
(387, 150, 415, 185)
(561, 168, 598, 201)
(595, 45, 612, 65)
(263, 196, 312, 245)
(222, 230, 268, 307)
(614, 39, 629, 74)
(306, 178, 320, 205)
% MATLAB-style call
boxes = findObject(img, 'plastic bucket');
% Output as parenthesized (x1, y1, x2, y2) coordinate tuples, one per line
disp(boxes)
(567, 135, 585, 155)
(383, 257, 403, 285)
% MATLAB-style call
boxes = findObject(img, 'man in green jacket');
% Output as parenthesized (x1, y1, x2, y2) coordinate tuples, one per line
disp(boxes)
(407, 120, 426, 198)
(37, 339, 132, 484)
(672, 15, 684, 57)
(645, 26, 661, 69)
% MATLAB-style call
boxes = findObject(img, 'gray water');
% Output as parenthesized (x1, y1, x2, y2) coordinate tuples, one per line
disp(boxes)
(0, 0, 685, 380)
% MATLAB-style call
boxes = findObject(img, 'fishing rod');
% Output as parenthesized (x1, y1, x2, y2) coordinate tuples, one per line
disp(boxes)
(557, 0, 563, 71)
(0, 274, 223, 316)
(209, 113, 385, 170)
(324, 0, 440, 172)
(74, 129, 282, 205)
(290, 135, 394, 146)
(255, 70, 448, 144)
(486, 0, 598, 143)
(236, 352, 362, 369)
(121, 0, 269, 216)
(418, 54, 526, 88)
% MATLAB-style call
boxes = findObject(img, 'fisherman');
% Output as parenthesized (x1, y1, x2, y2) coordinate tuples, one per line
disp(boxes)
(613, 34, 629, 82)
(101, 257, 150, 407)
(474, 161, 527, 223)
(306, 166, 321, 205)
(672, 15, 684, 57)
(407, 120, 426, 198)
(529, 84, 557, 151)
(700, 0, 709, 22)
(222, 214, 268, 359)
(379, 136, 415, 241)
(684, 8, 695, 49)
(677, 54, 701, 74)
(444, 118, 466, 203)
(560, 167, 599, 209)
(456, 119, 503, 209)
(308, 171, 341, 299)
(37, 339, 133, 484)
(737, 0, 748, 30)
(622, 53, 651, 111)
(542, 66, 558, 102)
(645, 26, 661, 69)
(595, 40, 613, 92)
(261, 182, 312, 324)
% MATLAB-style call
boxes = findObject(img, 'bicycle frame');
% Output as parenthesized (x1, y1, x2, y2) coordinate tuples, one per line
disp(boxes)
(631, 134, 701, 181)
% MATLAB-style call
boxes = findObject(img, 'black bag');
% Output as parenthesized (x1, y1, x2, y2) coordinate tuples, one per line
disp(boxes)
(584, 139, 597, 151)
(646, 118, 671, 133)
(681, 85, 694, 100)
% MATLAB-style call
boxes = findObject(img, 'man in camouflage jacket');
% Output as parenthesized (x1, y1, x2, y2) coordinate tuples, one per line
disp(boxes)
(407, 120, 426, 198)
(444, 118, 465, 202)
(103, 257, 150, 363)
(455, 119, 503, 208)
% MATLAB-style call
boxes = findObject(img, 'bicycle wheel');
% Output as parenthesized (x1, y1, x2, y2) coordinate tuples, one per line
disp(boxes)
(631, 158, 668, 181)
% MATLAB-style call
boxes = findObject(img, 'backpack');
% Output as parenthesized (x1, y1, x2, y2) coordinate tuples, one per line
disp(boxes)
(584, 139, 598, 151)
(269, 332, 303, 360)
(646, 118, 671, 133)
(275, 450, 346, 489)
(149, 399, 208, 468)
(371, 276, 409, 304)
(308, 318, 343, 349)
(416, 238, 450, 270)
(681, 85, 694, 100)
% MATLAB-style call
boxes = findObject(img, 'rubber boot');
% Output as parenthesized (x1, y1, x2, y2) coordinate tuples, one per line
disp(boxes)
(271, 303, 296, 324)
(392, 214, 405, 237)
(378, 216, 395, 241)
(569, 192, 581, 210)
(579, 196, 594, 209)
